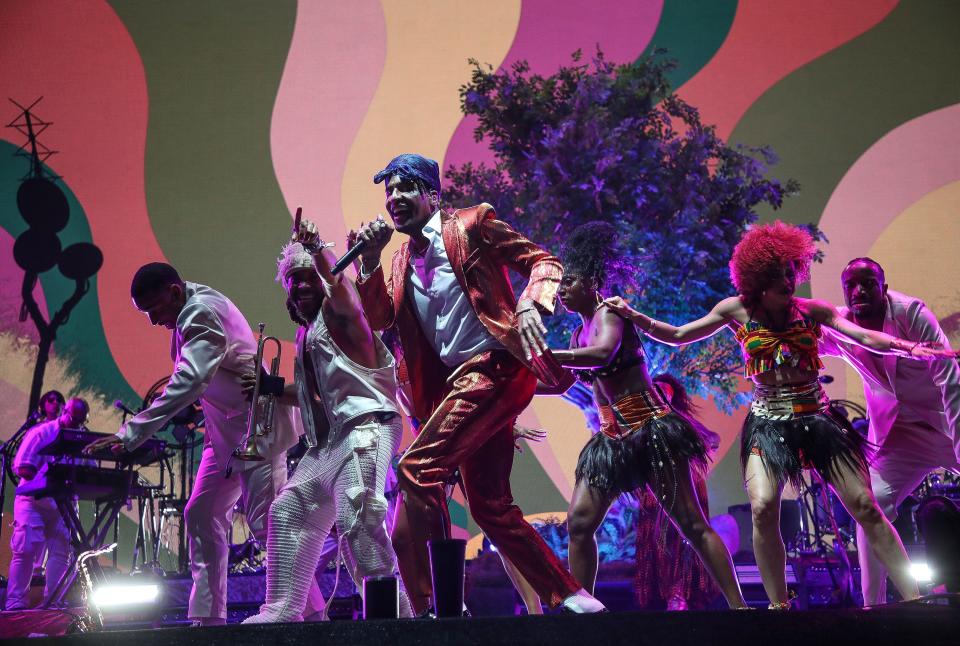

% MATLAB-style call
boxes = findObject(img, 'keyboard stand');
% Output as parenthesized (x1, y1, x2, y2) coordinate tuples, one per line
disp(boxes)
(44, 470, 136, 607)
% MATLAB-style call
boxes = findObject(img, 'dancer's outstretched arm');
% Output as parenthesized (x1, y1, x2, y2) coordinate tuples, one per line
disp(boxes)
(807, 298, 959, 360)
(602, 295, 741, 346)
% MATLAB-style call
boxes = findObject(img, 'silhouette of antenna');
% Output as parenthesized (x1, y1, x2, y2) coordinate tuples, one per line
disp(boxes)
(6, 97, 60, 180)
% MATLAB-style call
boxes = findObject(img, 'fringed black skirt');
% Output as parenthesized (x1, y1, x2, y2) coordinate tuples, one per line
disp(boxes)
(575, 391, 709, 499)
(739, 381, 871, 490)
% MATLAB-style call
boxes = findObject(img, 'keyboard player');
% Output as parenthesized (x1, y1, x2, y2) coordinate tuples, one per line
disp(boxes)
(5, 397, 93, 610)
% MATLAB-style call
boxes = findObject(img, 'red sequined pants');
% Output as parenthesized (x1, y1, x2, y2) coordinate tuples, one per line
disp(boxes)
(393, 350, 580, 613)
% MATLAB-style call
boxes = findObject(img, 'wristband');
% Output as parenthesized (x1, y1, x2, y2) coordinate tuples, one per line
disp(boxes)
(891, 338, 920, 356)
(358, 261, 380, 281)
(303, 240, 334, 255)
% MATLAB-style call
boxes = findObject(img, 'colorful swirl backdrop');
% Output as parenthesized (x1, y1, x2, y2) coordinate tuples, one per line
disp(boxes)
(2, 1, 958, 562)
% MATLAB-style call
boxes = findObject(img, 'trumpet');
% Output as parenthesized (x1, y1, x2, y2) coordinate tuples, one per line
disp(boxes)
(234, 323, 282, 461)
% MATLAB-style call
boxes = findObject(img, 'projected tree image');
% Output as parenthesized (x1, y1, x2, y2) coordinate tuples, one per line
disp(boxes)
(445, 51, 801, 410)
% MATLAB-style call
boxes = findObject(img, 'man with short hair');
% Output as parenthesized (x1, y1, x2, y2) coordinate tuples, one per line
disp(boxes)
(5, 397, 90, 609)
(85, 263, 314, 625)
(352, 153, 602, 614)
(820, 257, 960, 605)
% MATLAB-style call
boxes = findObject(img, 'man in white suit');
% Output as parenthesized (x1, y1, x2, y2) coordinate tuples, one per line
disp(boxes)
(86, 262, 318, 625)
(819, 257, 960, 605)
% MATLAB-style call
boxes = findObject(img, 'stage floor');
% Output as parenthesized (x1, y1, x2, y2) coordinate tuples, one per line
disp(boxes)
(2, 603, 958, 646)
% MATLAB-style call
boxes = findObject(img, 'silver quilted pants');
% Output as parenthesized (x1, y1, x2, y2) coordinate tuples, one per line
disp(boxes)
(243, 414, 412, 622)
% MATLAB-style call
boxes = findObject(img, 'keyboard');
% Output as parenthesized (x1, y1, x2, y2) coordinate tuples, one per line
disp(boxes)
(27, 464, 150, 501)
(38, 428, 167, 466)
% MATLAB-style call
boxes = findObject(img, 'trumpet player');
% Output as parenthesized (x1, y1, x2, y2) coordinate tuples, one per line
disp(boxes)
(84, 263, 317, 626)
(242, 217, 412, 622)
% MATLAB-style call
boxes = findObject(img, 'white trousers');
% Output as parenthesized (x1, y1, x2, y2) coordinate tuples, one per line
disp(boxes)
(185, 444, 322, 621)
(857, 422, 960, 605)
(243, 415, 412, 622)
(4, 496, 71, 610)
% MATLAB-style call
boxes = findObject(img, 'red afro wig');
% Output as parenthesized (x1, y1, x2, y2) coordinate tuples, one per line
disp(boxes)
(729, 221, 816, 306)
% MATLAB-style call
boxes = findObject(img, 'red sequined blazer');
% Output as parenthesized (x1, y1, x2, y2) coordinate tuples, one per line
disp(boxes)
(357, 204, 562, 420)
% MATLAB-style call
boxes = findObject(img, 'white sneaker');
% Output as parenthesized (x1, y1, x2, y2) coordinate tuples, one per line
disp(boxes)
(560, 588, 607, 614)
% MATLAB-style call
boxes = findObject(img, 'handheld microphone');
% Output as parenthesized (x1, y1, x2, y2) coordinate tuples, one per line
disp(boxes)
(292, 206, 302, 235)
(331, 238, 367, 276)
(114, 400, 137, 416)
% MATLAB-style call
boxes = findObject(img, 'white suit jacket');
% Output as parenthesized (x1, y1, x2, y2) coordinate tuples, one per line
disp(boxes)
(819, 290, 960, 460)
(118, 282, 300, 470)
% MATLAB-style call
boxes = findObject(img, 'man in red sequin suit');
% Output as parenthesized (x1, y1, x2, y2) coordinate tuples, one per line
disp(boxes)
(352, 154, 602, 615)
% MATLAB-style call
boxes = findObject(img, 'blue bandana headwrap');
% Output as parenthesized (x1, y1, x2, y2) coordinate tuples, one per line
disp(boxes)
(373, 153, 441, 197)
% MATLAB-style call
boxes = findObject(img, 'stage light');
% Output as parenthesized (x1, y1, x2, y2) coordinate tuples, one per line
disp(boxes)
(85, 575, 164, 631)
(91, 582, 161, 607)
(72, 544, 164, 631)
(910, 563, 934, 582)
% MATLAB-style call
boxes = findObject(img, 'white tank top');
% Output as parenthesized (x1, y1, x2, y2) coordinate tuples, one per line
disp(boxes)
(294, 313, 400, 447)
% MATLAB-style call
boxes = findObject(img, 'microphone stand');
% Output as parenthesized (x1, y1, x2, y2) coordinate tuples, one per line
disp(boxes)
(112, 405, 133, 571)
(0, 442, 10, 545)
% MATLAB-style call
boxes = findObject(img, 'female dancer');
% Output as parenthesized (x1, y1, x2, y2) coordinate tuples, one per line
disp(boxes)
(604, 221, 953, 607)
(547, 222, 748, 609)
